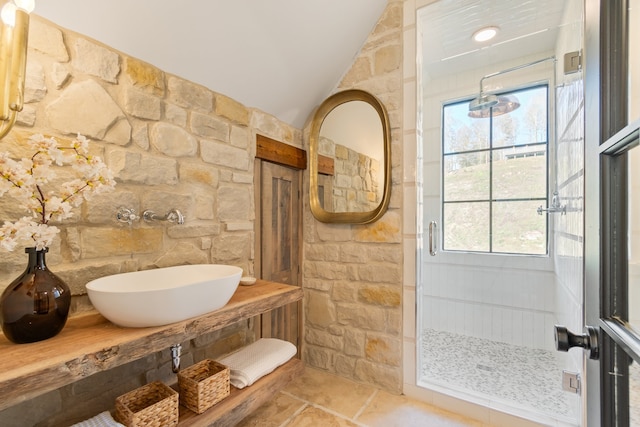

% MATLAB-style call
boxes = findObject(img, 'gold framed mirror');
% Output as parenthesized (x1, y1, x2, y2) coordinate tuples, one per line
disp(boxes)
(309, 89, 391, 224)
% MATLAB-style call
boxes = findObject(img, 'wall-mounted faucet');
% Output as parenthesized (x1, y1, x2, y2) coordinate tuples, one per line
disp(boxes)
(143, 208, 185, 224)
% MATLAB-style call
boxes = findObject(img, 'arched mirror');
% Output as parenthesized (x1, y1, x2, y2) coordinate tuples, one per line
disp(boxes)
(309, 89, 391, 224)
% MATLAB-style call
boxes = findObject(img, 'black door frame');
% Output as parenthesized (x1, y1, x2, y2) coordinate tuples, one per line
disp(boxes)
(584, 0, 632, 425)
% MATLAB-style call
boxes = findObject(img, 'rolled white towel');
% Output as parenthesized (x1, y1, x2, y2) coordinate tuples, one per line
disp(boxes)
(218, 338, 297, 389)
(70, 411, 124, 427)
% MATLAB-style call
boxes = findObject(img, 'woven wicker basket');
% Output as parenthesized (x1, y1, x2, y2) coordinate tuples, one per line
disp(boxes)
(178, 359, 230, 414)
(115, 381, 179, 427)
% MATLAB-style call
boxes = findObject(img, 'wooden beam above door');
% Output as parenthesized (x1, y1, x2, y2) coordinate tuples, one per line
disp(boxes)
(256, 134, 307, 170)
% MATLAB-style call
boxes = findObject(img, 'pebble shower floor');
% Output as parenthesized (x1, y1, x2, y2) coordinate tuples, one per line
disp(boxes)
(420, 329, 579, 425)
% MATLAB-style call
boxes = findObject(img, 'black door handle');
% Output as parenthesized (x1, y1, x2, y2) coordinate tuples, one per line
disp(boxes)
(555, 325, 599, 360)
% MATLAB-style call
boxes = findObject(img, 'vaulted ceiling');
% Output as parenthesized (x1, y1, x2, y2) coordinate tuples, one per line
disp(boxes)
(34, 0, 388, 128)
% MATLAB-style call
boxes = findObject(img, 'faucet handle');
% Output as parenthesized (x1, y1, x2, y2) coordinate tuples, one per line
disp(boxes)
(537, 191, 567, 215)
(116, 207, 139, 224)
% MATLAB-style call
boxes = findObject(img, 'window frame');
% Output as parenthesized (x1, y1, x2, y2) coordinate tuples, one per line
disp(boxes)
(440, 83, 550, 256)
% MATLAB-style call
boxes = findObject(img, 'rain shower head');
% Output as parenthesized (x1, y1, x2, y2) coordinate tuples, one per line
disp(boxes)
(469, 93, 498, 111)
(468, 56, 556, 116)
(468, 94, 521, 118)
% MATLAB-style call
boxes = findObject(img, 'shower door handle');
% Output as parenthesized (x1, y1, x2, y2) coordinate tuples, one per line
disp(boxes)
(554, 325, 599, 360)
(428, 221, 437, 256)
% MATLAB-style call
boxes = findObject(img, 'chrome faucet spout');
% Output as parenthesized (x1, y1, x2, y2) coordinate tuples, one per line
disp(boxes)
(167, 209, 185, 224)
(142, 209, 185, 224)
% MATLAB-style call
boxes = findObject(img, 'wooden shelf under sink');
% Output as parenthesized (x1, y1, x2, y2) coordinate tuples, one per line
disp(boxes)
(0, 280, 303, 413)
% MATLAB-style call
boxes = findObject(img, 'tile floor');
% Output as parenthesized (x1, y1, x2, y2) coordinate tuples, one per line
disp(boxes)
(236, 366, 485, 427)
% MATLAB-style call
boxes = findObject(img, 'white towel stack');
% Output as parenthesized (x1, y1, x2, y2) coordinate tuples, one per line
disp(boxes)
(70, 411, 124, 427)
(218, 338, 297, 389)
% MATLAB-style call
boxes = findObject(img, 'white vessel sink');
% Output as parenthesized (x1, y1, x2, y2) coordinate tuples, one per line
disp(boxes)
(86, 264, 242, 327)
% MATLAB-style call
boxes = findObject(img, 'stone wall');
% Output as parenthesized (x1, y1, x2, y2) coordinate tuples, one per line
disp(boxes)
(0, 16, 300, 426)
(302, 1, 404, 393)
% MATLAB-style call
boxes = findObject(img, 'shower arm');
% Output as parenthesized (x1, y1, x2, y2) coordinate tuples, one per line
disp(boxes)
(477, 56, 556, 96)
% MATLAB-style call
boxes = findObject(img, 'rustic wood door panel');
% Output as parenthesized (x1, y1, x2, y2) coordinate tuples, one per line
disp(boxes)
(262, 162, 297, 284)
(257, 160, 301, 348)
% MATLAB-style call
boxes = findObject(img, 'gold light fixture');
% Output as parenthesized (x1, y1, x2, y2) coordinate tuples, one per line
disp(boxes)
(0, 0, 34, 139)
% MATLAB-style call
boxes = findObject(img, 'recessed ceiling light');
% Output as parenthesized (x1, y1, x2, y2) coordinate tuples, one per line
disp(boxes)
(472, 26, 499, 43)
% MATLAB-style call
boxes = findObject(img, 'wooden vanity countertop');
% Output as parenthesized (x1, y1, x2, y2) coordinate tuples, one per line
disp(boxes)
(0, 280, 303, 411)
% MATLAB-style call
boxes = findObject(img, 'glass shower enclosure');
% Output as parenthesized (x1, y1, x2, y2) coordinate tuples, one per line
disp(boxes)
(416, 0, 585, 425)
